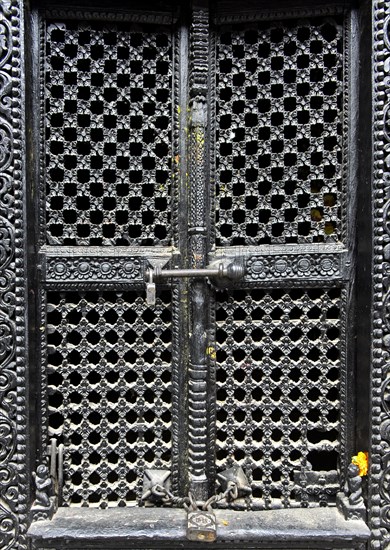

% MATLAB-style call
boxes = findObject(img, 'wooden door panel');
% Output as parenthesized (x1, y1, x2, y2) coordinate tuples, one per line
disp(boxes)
(38, 6, 184, 509)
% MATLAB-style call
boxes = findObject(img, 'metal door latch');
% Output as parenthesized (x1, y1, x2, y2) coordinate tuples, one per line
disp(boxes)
(145, 259, 245, 305)
(153, 258, 245, 282)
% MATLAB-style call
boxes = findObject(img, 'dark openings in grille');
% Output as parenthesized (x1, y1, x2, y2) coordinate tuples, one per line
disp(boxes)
(215, 288, 341, 509)
(47, 291, 172, 507)
(45, 20, 173, 246)
(215, 17, 344, 245)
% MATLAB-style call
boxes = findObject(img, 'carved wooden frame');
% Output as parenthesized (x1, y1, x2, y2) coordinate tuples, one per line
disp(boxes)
(370, 1, 390, 548)
(0, 1, 28, 549)
(1, 0, 390, 548)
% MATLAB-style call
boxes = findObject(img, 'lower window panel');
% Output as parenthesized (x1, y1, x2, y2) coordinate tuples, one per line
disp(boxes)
(46, 290, 172, 507)
(215, 288, 342, 509)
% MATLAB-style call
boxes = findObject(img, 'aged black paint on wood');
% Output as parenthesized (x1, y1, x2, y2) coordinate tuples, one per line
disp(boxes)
(370, 1, 390, 548)
(0, 0, 388, 548)
(0, 0, 28, 549)
(37, 0, 348, 511)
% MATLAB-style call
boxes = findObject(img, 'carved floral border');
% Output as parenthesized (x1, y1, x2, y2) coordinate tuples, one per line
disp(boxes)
(0, 0, 26, 549)
(45, 257, 142, 283)
(246, 253, 342, 280)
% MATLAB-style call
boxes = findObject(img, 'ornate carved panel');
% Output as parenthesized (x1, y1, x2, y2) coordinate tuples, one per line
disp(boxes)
(47, 290, 172, 507)
(215, 288, 341, 509)
(0, 0, 386, 547)
(208, 4, 352, 517)
(35, 7, 182, 513)
(33, 0, 355, 521)
(40, 246, 173, 290)
(0, 0, 27, 549)
(214, 244, 347, 286)
(44, 19, 173, 247)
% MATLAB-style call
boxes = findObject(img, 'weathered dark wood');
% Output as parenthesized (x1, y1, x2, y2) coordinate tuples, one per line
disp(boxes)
(2, 0, 389, 548)
(28, 507, 370, 549)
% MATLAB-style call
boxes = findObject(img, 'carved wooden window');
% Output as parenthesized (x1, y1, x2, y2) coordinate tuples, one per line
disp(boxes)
(27, 0, 370, 547)
(42, 16, 176, 506)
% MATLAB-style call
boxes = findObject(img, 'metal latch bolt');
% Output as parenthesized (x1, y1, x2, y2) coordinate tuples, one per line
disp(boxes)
(145, 259, 245, 305)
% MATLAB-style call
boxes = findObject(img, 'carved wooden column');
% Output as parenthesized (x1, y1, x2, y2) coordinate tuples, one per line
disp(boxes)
(187, 1, 212, 500)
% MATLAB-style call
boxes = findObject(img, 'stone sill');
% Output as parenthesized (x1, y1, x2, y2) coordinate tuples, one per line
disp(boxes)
(28, 506, 370, 549)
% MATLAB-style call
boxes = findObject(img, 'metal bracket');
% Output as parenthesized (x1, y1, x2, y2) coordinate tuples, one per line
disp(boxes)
(141, 469, 171, 504)
(217, 465, 252, 499)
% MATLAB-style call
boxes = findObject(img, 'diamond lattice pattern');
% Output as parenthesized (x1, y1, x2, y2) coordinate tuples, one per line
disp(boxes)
(47, 291, 172, 507)
(216, 288, 341, 509)
(216, 17, 344, 245)
(45, 20, 172, 246)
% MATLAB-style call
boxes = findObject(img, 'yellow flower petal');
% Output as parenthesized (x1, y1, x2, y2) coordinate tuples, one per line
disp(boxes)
(352, 451, 369, 477)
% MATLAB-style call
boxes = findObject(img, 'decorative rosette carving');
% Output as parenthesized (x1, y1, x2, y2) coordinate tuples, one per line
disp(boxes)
(246, 254, 340, 281)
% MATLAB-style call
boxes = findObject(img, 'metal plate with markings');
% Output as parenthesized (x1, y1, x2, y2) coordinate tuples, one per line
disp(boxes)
(187, 510, 217, 542)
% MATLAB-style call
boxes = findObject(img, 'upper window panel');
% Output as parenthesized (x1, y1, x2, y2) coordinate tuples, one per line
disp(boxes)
(44, 20, 173, 246)
(215, 16, 345, 246)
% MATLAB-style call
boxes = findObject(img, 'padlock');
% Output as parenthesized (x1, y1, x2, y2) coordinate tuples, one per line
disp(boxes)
(186, 510, 217, 542)
(146, 269, 156, 306)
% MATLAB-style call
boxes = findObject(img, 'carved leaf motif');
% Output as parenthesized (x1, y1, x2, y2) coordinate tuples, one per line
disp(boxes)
(0, 125, 12, 170)
(384, 105, 390, 143)
(380, 465, 390, 505)
(0, 288, 15, 320)
(0, 0, 12, 16)
(0, 35, 6, 60)
(0, 73, 11, 116)
(0, 371, 16, 408)
(0, 501, 17, 550)
(381, 419, 390, 443)
(0, 317, 14, 367)
(0, 19, 12, 70)
(0, 413, 15, 462)
(384, 14, 390, 51)
(0, 223, 13, 271)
